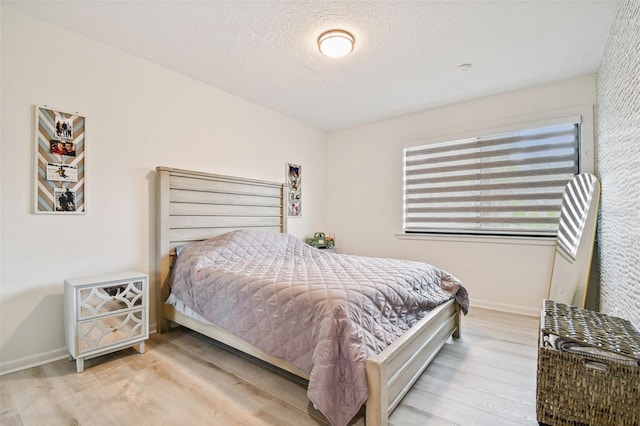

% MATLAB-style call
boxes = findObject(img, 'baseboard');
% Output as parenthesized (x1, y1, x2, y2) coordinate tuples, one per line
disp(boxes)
(0, 323, 158, 376)
(471, 299, 540, 317)
(0, 347, 68, 376)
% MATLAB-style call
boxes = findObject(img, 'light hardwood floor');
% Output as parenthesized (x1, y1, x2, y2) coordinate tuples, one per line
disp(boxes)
(1, 308, 540, 426)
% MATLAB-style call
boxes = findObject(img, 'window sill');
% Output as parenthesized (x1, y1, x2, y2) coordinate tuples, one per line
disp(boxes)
(395, 232, 556, 247)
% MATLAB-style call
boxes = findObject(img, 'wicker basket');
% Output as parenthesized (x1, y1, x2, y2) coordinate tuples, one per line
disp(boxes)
(536, 300, 640, 426)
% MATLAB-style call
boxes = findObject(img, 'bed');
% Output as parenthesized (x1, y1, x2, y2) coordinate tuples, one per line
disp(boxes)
(156, 166, 468, 426)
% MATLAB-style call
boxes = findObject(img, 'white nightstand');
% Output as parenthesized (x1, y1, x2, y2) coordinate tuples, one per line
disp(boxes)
(64, 271, 149, 372)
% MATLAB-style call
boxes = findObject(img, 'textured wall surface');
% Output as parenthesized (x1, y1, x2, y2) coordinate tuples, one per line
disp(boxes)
(596, 0, 640, 329)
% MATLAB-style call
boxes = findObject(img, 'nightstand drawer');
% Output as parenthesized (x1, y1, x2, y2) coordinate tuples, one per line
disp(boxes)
(77, 309, 146, 353)
(77, 278, 145, 319)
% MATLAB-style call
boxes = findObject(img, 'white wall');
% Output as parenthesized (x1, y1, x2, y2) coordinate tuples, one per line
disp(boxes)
(326, 75, 597, 315)
(0, 7, 327, 373)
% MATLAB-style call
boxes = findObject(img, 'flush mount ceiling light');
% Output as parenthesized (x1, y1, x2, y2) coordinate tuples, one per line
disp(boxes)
(318, 30, 355, 58)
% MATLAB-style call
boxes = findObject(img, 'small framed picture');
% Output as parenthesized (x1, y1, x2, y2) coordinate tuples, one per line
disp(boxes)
(286, 162, 301, 217)
(54, 188, 77, 212)
(49, 140, 76, 156)
(55, 116, 73, 139)
(46, 163, 78, 182)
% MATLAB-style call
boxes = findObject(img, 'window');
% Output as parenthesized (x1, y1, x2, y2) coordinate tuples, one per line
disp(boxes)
(403, 119, 581, 237)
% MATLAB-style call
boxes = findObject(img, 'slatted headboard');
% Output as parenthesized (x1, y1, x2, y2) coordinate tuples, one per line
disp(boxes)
(156, 166, 287, 332)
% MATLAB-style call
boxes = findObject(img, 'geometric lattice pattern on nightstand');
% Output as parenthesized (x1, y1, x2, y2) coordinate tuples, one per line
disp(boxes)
(78, 280, 144, 318)
(78, 310, 145, 351)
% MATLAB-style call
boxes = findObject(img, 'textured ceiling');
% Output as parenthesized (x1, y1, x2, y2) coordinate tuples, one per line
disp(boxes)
(6, 1, 618, 131)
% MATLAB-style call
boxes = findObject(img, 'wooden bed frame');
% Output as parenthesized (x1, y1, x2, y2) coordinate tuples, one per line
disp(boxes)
(156, 166, 461, 426)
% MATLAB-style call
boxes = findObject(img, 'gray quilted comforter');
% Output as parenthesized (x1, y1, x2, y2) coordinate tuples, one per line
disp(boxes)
(169, 230, 469, 426)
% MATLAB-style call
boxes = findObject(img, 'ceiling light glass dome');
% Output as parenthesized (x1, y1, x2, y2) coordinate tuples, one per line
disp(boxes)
(318, 30, 355, 58)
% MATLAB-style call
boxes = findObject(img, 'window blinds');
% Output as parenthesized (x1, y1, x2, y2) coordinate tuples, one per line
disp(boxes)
(403, 121, 580, 236)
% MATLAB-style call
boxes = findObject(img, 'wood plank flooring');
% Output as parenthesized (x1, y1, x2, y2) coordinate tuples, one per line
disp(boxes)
(0, 308, 540, 426)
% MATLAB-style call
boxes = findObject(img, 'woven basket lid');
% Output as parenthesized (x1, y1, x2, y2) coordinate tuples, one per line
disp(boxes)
(542, 299, 640, 362)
